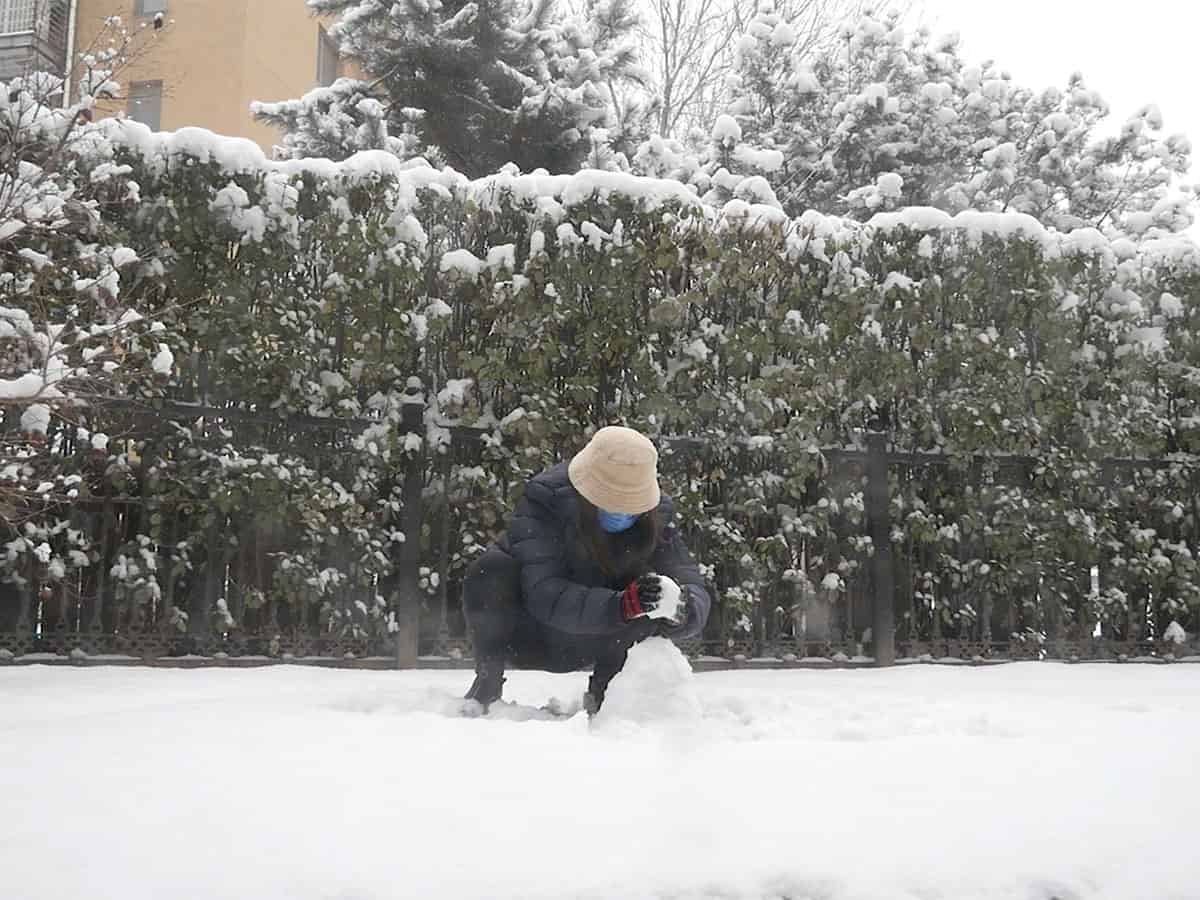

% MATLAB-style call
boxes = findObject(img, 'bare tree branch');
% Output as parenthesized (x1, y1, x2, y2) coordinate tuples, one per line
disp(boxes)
(636, 0, 890, 139)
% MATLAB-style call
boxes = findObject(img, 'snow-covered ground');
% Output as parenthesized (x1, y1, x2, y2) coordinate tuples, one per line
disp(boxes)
(3, 649, 1198, 900)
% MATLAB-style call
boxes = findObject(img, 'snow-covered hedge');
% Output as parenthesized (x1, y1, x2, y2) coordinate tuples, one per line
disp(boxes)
(4, 118, 1199, 648)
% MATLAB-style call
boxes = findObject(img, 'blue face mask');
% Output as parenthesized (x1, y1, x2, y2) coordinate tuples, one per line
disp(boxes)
(597, 509, 639, 533)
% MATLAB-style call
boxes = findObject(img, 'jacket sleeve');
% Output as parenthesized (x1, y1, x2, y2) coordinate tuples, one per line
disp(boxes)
(506, 482, 625, 636)
(651, 527, 712, 640)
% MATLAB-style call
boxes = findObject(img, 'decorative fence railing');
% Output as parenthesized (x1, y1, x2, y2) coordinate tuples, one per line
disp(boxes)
(3, 380, 1199, 667)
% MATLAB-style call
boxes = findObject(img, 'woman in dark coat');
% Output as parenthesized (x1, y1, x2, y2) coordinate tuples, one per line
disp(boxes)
(462, 426, 712, 714)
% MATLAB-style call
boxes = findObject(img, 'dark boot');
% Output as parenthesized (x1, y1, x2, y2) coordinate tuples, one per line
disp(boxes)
(584, 665, 617, 717)
(464, 661, 505, 710)
(582, 690, 602, 718)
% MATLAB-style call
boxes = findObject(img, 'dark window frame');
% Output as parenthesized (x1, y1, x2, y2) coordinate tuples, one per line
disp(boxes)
(0, 0, 37, 35)
(127, 79, 163, 130)
(316, 25, 338, 87)
(134, 0, 167, 17)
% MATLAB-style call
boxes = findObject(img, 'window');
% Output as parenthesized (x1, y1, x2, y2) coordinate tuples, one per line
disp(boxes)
(0, 0, 36, 34)
(316, 26, 338, 87)
(134, 0, 166, 16)
(128, 80, 162, 130)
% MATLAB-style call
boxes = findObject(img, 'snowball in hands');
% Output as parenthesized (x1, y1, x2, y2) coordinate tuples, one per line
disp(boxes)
(644, 574, 683, 622)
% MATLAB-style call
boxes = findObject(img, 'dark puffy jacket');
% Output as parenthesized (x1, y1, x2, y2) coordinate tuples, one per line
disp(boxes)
(497, 463, 711, 639)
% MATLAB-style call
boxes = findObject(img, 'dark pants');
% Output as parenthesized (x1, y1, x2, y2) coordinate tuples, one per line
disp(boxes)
(463, 545, 657, 698)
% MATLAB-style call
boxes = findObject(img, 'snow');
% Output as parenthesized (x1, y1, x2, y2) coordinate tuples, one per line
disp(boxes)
(0, 306, 34, 339)
(1159, 292, 1185, 319)
(920, 82, 953, 104)
(556, 222, 582, 248)
(1062, 227, 1112, 257)
(770, 21, 796, 47)
(732, 175, 778, 205)
(486, 243, 516, 271)
(437, 378, 473, 409)
(645, 574, 682, 621)
(719, 199, 788, 231)
(19, 403, 50, 435)
(1125, 326, 1167, 354)
(426, 298, 453, 318)
(712, 114, 742, 147)
(439, 249, 485, 280)
(85, 115, 1199, 280)
(475, 169, 698, 215)
(859, 82, 889, 105)
(869, 206, 954, 233)
(733, 145, 784, 173)
(580, 221, 610, 249)
(682, 337, 710, 362)
(876, 172, 903, 199)
(558, 170, 698, 211)
(18, 247, 51, 270)
(593, 638, 701, 727)
(101, 121, 465, 197)
(869, 207, 1050, 247)
(981, 142, 1017, 169)
(0, 370, 63, 403)
(791, 66, 821, 94)
(151, 344, 174, 376)
(2, 664, 1198, 900)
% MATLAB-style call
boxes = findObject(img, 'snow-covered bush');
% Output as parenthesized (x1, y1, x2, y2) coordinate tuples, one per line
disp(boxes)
(4, 103, 1199, 650)
(1, 20, 174, 625)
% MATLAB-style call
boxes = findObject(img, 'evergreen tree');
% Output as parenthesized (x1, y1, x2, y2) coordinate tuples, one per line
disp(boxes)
(252, 77, 434, 162)
(291, 0, 644, 175)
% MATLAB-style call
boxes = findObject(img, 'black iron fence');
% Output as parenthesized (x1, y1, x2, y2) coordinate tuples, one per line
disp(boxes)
(3, 387, 1199, 668)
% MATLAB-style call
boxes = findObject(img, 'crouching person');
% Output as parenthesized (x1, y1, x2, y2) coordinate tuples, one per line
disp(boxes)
(462, 426, 711, 715)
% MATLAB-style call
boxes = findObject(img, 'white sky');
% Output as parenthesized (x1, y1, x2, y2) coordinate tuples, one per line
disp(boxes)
(913, 0, 1199, 234)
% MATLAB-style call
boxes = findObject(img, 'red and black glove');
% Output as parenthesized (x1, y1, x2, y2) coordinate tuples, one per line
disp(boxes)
(620, 574, 663, 621)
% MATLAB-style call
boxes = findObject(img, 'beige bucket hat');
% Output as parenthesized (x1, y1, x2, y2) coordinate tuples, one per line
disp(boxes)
(567, 426, 661, 515)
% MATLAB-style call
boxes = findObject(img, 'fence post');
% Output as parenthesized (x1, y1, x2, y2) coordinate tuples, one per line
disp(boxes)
(190, 516, 220, 646)
(435, 449, 453, 653)
(394, 378, 426, 669)
(14, 558, 32, 638)
(865, 432, 896, 666)
(91, 499, 114, 634)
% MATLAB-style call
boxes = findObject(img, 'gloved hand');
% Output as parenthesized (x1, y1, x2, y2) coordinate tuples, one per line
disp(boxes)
(619, 574, 663, 621)
(655, 586, 692, 635)
(649, 574, 685, 624)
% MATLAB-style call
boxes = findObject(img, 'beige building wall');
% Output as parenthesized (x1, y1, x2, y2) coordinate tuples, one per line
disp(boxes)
(74, 0, 341, 152)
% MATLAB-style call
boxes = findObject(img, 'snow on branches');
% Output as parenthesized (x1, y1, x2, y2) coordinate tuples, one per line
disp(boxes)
(723, 7, 1195, 231)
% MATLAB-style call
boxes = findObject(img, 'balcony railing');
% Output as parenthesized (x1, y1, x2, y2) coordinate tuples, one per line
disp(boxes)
(0, 0, 70, 83)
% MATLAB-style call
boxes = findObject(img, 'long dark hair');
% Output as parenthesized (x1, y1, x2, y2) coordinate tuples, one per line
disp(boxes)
(577, 497, 662, 581)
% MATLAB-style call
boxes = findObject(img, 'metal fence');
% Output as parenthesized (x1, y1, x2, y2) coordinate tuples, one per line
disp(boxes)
(3, 388, 1199, 668)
